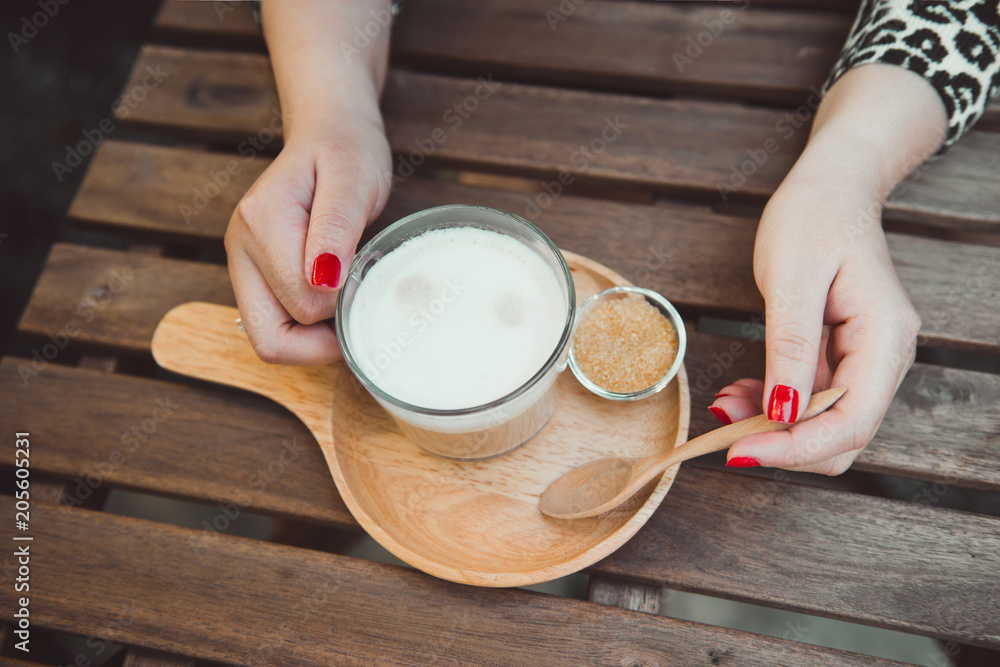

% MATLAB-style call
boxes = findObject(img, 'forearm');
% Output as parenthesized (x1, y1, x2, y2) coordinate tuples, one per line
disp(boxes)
(261, 0, 392, 142)
(786, 64, 947, 203)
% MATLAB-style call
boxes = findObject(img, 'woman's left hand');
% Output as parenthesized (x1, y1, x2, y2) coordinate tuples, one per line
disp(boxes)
(708, 64, 948, 475)
(709, 154, 921, 474)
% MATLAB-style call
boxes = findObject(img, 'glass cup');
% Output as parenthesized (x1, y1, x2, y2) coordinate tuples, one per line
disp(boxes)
(336, 205, 576, 461)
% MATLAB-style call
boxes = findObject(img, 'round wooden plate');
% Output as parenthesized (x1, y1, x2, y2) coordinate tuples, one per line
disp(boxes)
(151, 251, 690, 587)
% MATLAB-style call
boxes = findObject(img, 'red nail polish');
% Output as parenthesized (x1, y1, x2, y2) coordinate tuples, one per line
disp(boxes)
(726, 456, 760, 468)
(311, 253, 341, 288)
(714, 393, 730, 398)
(767, 384, 799, 423)
(708, 406, 732, 425)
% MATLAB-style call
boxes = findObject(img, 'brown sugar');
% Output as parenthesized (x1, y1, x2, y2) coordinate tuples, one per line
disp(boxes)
(573, 297, 678, 393)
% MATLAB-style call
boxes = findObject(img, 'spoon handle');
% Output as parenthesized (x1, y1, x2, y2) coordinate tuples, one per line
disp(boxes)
(647, 386, 847, 473)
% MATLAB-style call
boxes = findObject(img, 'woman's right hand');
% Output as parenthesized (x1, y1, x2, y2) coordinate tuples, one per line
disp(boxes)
(224, 116, 392, 366)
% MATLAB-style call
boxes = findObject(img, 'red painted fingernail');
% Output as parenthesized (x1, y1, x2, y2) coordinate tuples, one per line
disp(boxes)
(767, 384, 799, 423)
(311, 253, 341, 288)
(714, 393, 730, 398)
(726, 456, 760, 468)
(708, 406, 732, 425)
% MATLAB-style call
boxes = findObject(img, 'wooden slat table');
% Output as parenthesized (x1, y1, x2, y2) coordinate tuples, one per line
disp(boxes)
(3, 1, 999, 665)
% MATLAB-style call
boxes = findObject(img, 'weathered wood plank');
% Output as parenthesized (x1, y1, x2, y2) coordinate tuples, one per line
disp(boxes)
(153, 0, 997, 131)
(153, 0, 864, 55)
(154, 0, 262, 51)
(67, 145, 1000, 354)
(588, 577, 662, 614)
(0, 357, 356, 529)
(122, 647, 197, 667)
(17, 243, 235, 356)
(69, 140, 266, 243)
(0, 499, 904, 666)
(591, 466, 1000, 649)
(393, 0, 850, 105)
(112, 46, 1000, 232)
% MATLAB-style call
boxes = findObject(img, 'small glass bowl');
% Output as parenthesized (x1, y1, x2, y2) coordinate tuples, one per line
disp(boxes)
(568, 286, 687, 401)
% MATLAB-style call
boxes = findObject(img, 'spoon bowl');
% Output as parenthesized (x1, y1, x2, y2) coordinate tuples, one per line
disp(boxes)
(540, 386, 847, 519)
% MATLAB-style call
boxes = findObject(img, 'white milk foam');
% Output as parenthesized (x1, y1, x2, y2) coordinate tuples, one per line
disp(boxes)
(347, 226, 567, 410)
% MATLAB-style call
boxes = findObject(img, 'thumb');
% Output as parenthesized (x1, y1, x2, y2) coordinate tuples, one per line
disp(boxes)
(760, 272, 828, 423)
(304, 161, 381, 292)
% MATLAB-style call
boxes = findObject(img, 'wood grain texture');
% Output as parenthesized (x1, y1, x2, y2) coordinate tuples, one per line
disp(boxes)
(17, 243, 235, 355)
(0, 657, 50, 667)
(146, 256, 692, 587)
(0, 357, 356, 528)
(122, 648, 197, 667)
(113, 46, 1000, 232)
(152, 0, 864, 55)
(67, 146, 1000, 353)
(0, 499, 908, 667)
(154, 0, 998, 129)
(68, 140, 267, 242)
(393, 0, 851, 105)
(153, 0, 262, 51)
(588, 577, 662, 614)
(591, 465, 1000, 649)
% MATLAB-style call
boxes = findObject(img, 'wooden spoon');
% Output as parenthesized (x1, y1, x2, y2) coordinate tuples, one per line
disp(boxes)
(539, 386, 846, 519)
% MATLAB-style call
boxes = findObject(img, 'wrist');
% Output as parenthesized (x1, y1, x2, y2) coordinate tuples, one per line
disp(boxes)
(797, 64, 946, 200)
(779, 135, 884, 209)
(282, 80, 385, 147)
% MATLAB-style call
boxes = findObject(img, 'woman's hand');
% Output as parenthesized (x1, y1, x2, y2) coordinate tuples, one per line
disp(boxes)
(709, 64, 947, 474)
(225, 0, 393, 365)
(711, 166, 920, 474)
(224, 119, 391, 365)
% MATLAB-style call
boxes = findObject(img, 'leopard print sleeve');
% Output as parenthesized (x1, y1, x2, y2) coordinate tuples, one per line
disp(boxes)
(824, 0, 1000, 150)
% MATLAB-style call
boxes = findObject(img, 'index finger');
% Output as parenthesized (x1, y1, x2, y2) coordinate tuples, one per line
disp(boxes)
(726, 318, 906, 472)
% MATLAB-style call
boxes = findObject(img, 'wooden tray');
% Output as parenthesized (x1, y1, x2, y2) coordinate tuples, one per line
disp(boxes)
(151, 251, 690, 586)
